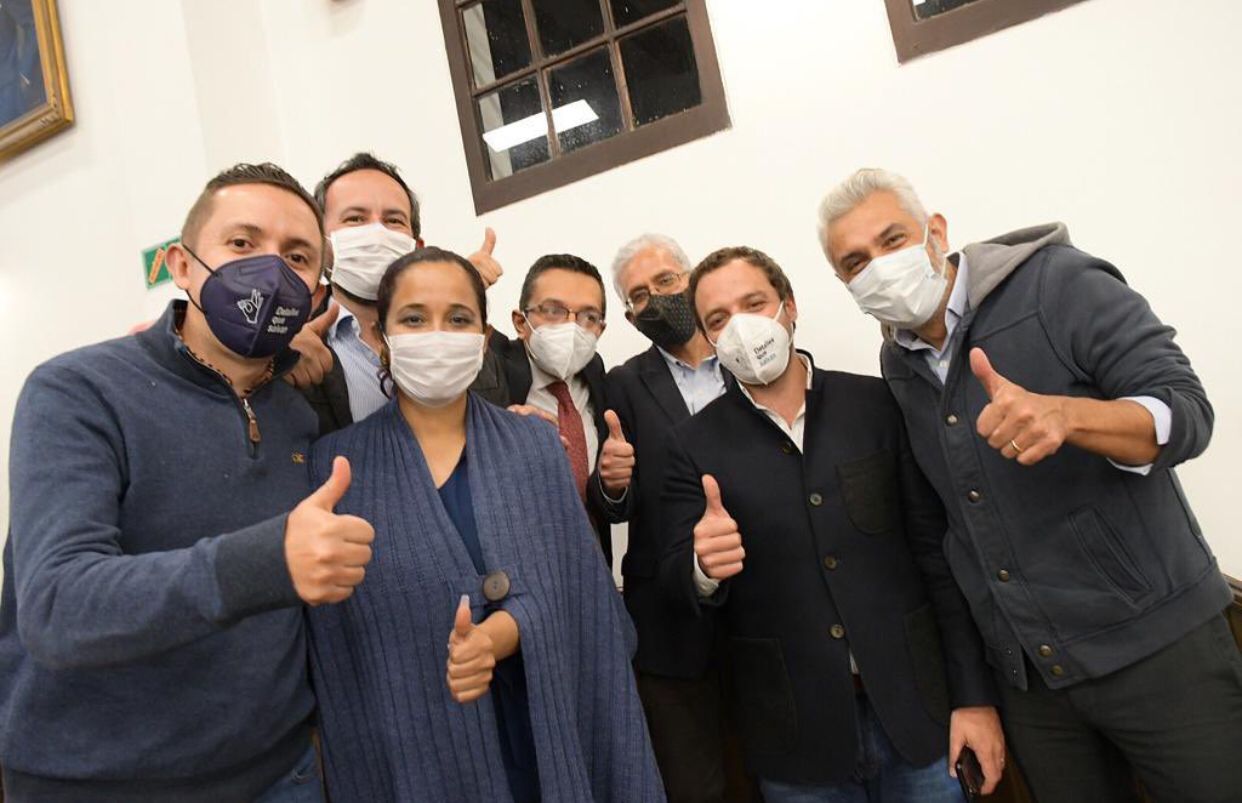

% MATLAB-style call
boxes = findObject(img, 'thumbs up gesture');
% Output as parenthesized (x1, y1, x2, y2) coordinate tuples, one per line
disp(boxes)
(446, 595, 497, 704)
(971, 347, 1069, 466)
(284, 456, 376, 605)
(467, 227, 503, 288)
(694, 475, 745, 581)
(599, 410, 635, 495)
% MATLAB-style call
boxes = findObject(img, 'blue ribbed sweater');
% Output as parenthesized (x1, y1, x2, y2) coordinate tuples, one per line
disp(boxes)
(0, 302, 315, 801)
(307, 398, 665, 802)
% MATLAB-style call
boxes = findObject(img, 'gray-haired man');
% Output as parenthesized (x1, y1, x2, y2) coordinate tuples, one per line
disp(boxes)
(597, 235, 752, 802)
(818, 168, 1242, 802)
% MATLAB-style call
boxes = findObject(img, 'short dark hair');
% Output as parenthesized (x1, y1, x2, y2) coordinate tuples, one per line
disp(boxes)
(181, 162, 322, 246)
(689, 246, 793, 317)
(314, 152, 421, 239)
(519, 254, 607, 317)
(376, 246, 488, 335)
(375, 246, 488, 398)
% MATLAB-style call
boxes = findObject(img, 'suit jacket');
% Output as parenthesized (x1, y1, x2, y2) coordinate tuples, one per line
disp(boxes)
(300, 343, 510, 438)
(602, 345, 721, 679)
(487, 331, 613, 569)
(659, 357, 996, 784)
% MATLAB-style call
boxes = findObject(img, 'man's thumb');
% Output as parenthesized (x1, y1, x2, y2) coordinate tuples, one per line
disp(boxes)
(307, 455, 351, 511)
(453, 594, 473, 637)
(481, 227, 497, 256)
(702, 474, 725, 515)
(604, 410, 626, 442)
(969, 347, 1005, 398)
(306, 300, 340, 338)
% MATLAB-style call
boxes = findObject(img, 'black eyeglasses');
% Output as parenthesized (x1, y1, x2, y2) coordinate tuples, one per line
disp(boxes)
(625, 271, 688, 312)
(524, 302, 605, 330)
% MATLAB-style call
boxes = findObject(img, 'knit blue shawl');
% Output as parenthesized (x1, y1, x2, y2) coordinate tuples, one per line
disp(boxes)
(306, 397, 664, 802)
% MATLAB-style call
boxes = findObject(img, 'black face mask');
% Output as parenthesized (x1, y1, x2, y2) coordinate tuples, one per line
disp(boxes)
(633, 291, 697, 350)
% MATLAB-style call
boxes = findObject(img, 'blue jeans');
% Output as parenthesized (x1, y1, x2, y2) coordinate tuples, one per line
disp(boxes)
(760, 695, 964, 803)
(253, 744, 325, 803)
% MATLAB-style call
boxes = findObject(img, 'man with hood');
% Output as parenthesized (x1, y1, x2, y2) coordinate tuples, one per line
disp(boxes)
(818, 168, 1241, 802)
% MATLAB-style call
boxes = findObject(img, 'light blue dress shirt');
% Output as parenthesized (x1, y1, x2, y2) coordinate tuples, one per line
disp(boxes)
(656, 348, 727, 415)
(328, 309, 390, 424)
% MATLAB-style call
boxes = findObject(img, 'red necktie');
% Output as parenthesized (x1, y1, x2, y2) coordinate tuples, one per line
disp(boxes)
(548, 380, 589, 500)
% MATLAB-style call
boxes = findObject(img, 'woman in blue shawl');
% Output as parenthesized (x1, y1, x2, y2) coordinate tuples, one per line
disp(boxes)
(306, 247, 664, 803)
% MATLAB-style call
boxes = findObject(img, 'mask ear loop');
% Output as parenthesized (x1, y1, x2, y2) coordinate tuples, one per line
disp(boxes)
(923, 223, 950, 277)
(179, 245, 217, 315)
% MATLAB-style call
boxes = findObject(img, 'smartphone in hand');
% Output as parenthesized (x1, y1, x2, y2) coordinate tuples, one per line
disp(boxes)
(956, 746, 986, 800)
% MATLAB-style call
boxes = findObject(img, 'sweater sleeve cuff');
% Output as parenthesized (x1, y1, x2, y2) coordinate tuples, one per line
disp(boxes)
(213, 514, 303, 620)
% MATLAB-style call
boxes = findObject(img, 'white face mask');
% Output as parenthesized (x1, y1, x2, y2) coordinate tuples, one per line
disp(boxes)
(329, 223, 417, 301)
(846, 226, 948, 329)
(385, 331, 485, 408)
(526, 321, 598, 381)
(711, 302, 792, 386)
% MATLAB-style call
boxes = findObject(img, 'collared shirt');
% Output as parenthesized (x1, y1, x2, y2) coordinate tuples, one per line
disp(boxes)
(892, 254, 1170, 474)
(656, 348, 727, 415)
(525, 356, 600, 469)
(694, 354, 812, 598)
(328, 308, 389, 423)
(694, 354, 859, 672)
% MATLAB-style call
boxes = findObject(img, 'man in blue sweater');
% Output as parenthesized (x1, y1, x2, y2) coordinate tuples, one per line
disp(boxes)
(0, 163, 375, 801)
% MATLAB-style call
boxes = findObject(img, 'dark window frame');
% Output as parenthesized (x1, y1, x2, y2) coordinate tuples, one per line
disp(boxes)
(439, 0, 730, 214)
(884, 0, 1090, 63)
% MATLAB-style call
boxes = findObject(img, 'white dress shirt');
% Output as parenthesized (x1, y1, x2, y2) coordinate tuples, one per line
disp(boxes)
(524, 356, 600, 469)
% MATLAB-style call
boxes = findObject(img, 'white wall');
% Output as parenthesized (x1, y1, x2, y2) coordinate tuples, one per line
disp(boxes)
(2, 0, 1239, 575)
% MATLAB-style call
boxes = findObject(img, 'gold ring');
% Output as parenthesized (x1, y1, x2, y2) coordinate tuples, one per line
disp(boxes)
(1009, 439, 1024, 454)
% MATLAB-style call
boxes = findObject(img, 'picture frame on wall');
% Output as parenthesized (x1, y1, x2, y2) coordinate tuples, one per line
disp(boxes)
(0, 0, 72, 164)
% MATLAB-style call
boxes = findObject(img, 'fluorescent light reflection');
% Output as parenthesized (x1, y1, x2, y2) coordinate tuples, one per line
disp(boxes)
(482, 100, 598, 152)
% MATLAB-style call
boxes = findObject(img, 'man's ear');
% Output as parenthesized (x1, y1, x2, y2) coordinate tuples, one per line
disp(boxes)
(624, 310, 635, 326)
(165, 242, 193, 291)
(928, 213, 950, 255)
(512, 309, 529, 339)
(785, 292, 798, 327)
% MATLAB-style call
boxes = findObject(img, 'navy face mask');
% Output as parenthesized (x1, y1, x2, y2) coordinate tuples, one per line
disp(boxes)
(183, 247, 313, 358)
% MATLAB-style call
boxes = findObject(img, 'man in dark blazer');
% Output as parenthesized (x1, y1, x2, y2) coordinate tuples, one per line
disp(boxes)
(661, 246, 1004, 802)
(599, 234, 749, 803)
(488, 253, 615, 568)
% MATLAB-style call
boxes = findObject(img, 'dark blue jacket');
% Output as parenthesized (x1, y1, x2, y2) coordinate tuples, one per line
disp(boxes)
(0, 301, 315, 801)
(660, 360, 995, 784)
(881, 224, 1230, 691)
(601, 345, 720, 679)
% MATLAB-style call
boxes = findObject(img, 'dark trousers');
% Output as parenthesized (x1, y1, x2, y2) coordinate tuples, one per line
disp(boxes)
(636, 669, 759, 803)
(998, 613, 1242, 803)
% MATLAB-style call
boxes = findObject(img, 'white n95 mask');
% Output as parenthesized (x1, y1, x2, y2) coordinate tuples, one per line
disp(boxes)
(385, 331, 485, 407)
(526, 322, 598, 380)
(330, 223, 418, 301)
(711, 303, 792, 386)
(847, 226, 947, 329)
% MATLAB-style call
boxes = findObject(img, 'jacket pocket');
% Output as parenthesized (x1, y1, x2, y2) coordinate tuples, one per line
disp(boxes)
(1068, 507, 1152, 604)
(727, 637, 798, 755)
(837, 450, 900, 535)
(904, 603, 951, 725)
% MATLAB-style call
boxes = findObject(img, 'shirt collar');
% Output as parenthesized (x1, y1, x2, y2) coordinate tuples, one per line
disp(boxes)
(656, 346, 719, 373)
(737, 352, 812, 411)
(329, 304, 358, 341)
(527, 351, 561, 391)
(893, 252, 970, 352)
